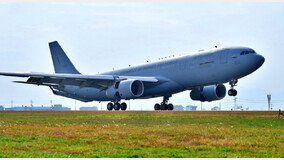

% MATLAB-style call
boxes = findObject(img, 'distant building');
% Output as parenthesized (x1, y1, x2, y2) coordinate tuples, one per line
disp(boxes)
(173, 105, 184, 111)
(5, 106, 28, 111)
(4, 104, 70, 111)
(231, 105, 244, 111)
(80, 106, 98, 111)
(236, 105, 244, 111)
(53, 104, 71, 111)
(0, 105, 4, 111)
(185, 105, 197, 111)
(211, 106, 220, 111)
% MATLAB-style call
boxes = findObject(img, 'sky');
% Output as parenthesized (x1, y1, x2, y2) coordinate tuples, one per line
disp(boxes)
(0, 2, 283, 110)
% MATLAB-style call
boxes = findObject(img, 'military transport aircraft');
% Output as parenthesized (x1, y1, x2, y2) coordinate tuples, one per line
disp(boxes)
(0, 41, 265, 110)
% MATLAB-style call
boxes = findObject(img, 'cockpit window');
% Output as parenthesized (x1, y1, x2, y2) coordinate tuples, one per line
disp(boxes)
(240, 49, 256, 55)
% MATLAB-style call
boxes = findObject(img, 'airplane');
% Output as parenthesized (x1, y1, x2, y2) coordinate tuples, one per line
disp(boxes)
(0, 41, 265, 111)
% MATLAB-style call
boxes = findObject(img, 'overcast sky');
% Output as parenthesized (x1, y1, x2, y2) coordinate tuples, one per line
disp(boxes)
(0, 2, 283, 110)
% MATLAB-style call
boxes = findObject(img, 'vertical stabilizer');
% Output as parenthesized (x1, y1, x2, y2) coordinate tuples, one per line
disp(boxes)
(49, 41, 80, 74)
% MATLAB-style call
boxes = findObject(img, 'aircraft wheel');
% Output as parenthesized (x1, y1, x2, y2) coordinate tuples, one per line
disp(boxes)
(168, 104, 174, 110)
(121, 102, 127, 111)
(232, 89, 237, 96)
(161, 104, 168, 110)
(107, 103, 113, 111)
(114, 103, 121, 111)
(228, 89, 233, 96)
(228, 89, 237, 96)
(154, 103, 160, 110)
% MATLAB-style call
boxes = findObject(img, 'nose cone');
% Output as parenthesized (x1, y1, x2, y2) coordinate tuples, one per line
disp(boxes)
(238, 53, 265, 78)
(249, 54, 265, 73)
(256, 54, 265, 68)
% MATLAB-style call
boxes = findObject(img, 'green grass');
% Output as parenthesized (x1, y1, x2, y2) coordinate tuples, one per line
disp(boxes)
(0, 111, 283, 158)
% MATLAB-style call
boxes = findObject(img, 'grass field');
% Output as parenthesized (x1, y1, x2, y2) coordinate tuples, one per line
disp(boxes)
(0, 111, 283, 158)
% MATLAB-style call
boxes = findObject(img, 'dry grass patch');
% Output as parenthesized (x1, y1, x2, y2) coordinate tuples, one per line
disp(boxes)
(0, 111, 283, 157)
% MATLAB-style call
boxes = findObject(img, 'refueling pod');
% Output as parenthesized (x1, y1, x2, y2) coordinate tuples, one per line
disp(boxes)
(190, 84, 226, 102)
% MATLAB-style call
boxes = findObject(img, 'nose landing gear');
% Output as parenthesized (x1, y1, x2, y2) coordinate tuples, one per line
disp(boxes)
(228, 89, 237, 96)
(228, 79, 238, 96)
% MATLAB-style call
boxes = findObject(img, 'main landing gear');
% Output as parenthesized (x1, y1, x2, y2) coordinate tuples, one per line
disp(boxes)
(228, 79, 238, 96)
(107, 102, 127, 111)
(154, 96, 174, 111)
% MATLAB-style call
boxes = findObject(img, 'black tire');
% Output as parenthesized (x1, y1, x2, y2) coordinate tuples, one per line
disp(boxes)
(107, 103, 113, 111)
(161, 104, 168, 110)
(121, 102, 127, 111)
(168, 104, 174, 110)
(154, 103, 160, 110)
(228, 89, 233, 96)
(114, 103, 121, 111)
(233, 89, 238, 96)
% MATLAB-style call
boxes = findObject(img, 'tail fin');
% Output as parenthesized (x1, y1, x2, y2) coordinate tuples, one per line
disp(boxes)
(48, 41, 80, 74)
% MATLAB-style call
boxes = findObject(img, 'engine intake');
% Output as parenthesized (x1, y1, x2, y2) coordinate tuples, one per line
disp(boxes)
(190, 84, 226, 102)
(106, 79, 144, 100)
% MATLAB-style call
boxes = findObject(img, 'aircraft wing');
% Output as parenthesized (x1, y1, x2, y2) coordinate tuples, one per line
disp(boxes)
(0, 72, 158, 90)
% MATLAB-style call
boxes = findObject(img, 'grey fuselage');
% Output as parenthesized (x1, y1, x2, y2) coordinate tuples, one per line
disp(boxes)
(62, 46, 265, 101)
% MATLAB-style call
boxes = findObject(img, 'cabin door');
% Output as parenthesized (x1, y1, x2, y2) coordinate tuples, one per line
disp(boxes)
(220, 49, 229, 64)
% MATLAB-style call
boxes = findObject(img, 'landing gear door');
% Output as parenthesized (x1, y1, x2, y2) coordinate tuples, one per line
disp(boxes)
(220, 49, 229, 64)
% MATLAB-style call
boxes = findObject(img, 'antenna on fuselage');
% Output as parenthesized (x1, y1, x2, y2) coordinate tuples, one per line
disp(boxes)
(215, 46, 217, 48)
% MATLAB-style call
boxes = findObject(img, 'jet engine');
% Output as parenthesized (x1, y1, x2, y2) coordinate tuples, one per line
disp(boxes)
(106, 79, 144, 100)
(190, 84, 226, 102)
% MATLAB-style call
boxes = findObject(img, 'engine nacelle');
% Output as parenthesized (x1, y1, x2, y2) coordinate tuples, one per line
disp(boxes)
(190, 84, 226, 102)
(106, 79, 144, 100)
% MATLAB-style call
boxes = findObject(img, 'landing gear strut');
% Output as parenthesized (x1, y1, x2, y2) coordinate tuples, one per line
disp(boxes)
(154, 95, 174, 111)
(228, 79, 238, 96)
(107, 102, 127, 111)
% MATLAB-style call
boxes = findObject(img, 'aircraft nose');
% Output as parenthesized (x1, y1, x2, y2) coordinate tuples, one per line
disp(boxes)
(255, 54, 265, 67)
